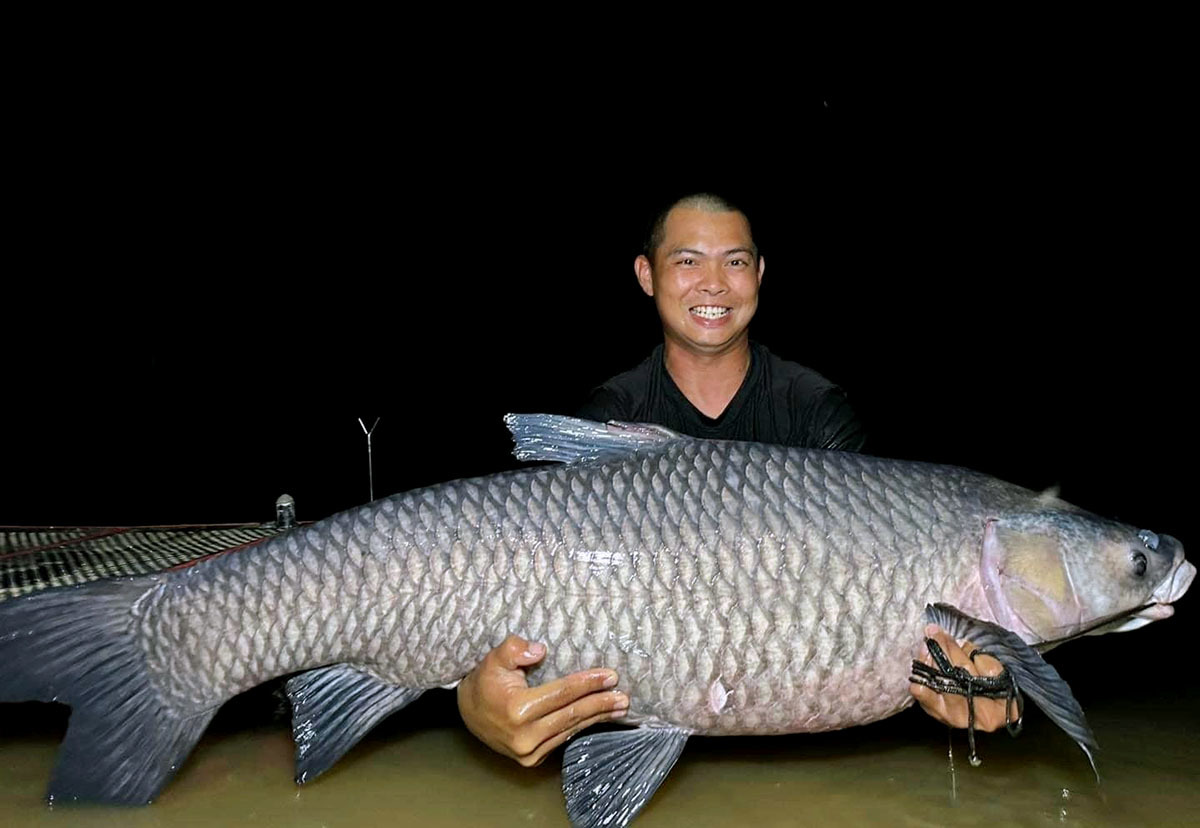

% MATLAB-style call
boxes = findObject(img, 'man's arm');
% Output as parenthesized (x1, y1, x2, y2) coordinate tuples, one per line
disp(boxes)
(796, 384, 868, 452)
(573, 385, 630, 424)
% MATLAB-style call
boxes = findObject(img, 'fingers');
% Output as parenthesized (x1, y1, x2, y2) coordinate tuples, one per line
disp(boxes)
(510, 688, 630, 767)
(519, 706, 628, 768)
(512, 668, 621, 723)
(910, 671, 959, 727)
(910, 626, 1018, 732)
(919, 624, 962, 667)
(457, 638, 630, 767)
(964, 647, 1004, 679)
(491, 634, 547, 670)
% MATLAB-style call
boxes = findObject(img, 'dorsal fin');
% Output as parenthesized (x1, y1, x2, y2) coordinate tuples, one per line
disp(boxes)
(1036, 485, 1063, 505)
(504, 414, 685, 464)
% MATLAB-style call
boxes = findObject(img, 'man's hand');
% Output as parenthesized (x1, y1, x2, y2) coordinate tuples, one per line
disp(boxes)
(909, 624, 1020, 731)
(457, 634, 630, 767)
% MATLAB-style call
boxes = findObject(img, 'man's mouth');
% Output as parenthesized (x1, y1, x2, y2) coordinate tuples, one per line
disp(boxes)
(690, 305, 731, 320)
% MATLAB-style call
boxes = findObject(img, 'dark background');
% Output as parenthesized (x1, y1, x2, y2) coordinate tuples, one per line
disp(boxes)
(4, 79, 1194, 684)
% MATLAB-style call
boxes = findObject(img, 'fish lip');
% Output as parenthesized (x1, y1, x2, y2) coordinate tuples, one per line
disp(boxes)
(1089, 554, 1194, 633)
(1153, 557, 1196, 605)
(1042, 592, 1183, 645)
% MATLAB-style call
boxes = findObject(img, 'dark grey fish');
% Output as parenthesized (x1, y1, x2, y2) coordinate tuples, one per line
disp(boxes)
(0, 415, 1192, 827)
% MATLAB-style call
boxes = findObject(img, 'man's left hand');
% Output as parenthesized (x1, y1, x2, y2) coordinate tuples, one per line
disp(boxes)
(909, 624, 1019, 731)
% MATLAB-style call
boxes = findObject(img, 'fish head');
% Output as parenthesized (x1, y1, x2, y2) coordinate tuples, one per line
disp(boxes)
(981, 511, 1194, 644)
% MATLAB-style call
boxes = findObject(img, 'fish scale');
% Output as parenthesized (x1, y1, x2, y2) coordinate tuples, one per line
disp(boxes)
(4, 415, 1189, 822)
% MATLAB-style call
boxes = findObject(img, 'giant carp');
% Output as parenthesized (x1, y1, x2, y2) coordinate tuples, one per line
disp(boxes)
(0, 415, 1192, 826)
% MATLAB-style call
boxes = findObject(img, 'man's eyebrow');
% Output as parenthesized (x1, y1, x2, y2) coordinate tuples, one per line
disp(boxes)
(665, 246, 758, 259)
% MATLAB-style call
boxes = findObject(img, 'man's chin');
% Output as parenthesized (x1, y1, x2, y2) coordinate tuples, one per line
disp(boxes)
(668, 328, 751, 356)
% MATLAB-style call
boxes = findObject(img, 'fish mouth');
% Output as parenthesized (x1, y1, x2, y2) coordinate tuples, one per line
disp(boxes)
(1132, 547, 1198, 627)
(1153, 556, 1196, 605)
(1036, 603, 1163, 649)
(1037, 555, 1195, 648)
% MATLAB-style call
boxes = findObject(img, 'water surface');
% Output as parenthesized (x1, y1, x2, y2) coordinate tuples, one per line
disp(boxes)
(2, 663, 1196, 828)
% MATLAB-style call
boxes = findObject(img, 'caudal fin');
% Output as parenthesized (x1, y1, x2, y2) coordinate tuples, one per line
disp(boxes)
(0, 577, 215, 804)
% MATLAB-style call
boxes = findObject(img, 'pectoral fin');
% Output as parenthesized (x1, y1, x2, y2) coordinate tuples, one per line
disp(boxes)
(922, 602, 1099, 779)
(286, 664, 424, 784)
(562, 725, 689, 828)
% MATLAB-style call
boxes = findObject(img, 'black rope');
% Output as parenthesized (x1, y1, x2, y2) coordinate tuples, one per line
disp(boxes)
(911, 638, 1024, 767)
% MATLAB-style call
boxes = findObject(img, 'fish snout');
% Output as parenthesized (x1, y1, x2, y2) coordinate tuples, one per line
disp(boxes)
(1152, 534, 1194, 605)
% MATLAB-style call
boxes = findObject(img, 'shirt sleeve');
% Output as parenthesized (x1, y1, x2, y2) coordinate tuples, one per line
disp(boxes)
(791, 384, 868, 452)
(574, 385, 631, 423)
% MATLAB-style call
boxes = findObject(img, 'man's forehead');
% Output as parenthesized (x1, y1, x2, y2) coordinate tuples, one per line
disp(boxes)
(664, 206, 749, 229)
(660, 207, 754, 248)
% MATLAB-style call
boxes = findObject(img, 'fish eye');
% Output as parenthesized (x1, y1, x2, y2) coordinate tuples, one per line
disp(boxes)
(1132, 551, 1147, 577)
(1138, 529, 1159, 551)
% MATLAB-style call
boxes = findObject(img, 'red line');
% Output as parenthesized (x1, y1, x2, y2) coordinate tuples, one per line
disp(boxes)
(166, 537, 272, 570)
(1, 522, 310, 563)
(0, 527, 130, 560)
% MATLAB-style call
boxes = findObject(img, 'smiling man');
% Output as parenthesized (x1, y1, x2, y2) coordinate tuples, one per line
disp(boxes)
(456, 193, 1013, 768)
(574, 193, 865, 447)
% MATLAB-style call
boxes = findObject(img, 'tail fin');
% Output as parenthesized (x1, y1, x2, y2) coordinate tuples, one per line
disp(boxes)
(0, 577, 216, 804)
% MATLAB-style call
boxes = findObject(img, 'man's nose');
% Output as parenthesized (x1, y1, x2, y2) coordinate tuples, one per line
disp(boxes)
(697, 263, 729, 293)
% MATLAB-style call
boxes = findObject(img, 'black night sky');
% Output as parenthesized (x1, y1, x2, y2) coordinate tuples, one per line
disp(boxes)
(4, 80, 1194, 679)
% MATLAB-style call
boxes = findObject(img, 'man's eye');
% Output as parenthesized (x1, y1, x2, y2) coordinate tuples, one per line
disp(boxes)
(729, 259, 746, 266)
(678, 258, 695, 266)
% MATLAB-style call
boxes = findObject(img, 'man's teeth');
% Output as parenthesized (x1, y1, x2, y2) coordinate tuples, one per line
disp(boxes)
(691, 306, 730, 319)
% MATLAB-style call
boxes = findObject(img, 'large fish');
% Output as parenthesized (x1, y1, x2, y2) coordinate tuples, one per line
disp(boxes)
(0, 415, 1192, 826)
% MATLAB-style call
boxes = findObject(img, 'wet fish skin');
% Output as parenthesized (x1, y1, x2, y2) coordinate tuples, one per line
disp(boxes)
(141, 441, 1022, 733)
(145, 438, 1182, 736)
(0, 415, 1191, 819)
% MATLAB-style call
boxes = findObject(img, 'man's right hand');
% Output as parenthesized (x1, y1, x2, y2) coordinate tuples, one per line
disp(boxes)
(456, 634, 630, 767)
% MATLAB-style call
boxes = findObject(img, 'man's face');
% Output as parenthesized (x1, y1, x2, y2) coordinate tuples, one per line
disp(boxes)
(635, 207, 765, 356)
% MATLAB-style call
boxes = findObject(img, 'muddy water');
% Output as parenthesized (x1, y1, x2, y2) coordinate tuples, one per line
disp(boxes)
(2, 669, 1197, 828)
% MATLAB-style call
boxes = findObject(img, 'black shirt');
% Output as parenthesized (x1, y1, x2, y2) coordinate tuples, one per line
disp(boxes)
(576, 342, 866, 450)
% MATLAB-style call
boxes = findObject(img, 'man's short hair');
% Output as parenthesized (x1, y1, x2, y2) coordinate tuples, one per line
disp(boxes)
(644, 193, 757, 262)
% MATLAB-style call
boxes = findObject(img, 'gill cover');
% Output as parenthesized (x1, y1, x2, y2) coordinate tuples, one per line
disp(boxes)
(981, 515, 1081, 641)
(980, 512, 1182, 644)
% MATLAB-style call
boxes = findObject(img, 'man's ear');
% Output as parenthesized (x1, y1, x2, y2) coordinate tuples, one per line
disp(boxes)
(757, 254, 765, 285)
(635, 255, 655, 296)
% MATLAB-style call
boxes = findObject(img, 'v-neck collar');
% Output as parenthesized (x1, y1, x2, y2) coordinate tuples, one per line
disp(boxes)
(659, 343, 761, 430)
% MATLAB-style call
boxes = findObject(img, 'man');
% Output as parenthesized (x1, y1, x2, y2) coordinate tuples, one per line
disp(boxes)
(575, 196, 866, 451)
(457, 194, 1014, 767)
